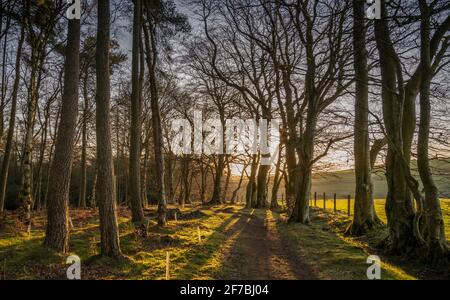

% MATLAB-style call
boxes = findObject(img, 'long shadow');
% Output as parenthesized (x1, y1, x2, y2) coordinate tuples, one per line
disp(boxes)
(216, 209, 320, 280)
(173, 207, 251, 279)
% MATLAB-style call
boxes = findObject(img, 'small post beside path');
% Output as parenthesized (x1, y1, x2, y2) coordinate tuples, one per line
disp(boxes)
(166, 251, 170, 280)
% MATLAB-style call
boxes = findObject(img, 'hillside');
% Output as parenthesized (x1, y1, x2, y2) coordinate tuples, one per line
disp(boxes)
(312, 159, 450, 198)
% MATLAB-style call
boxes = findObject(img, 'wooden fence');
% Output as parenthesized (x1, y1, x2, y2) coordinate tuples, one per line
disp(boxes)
(311, 191, 352, 216)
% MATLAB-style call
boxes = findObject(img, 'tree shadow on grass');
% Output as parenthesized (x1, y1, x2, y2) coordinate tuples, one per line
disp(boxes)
(170, 208, 248, 279)
(216, 209, 320, 280)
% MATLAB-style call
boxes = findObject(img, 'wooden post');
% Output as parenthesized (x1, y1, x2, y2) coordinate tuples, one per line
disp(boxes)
(197, 226, 202, 243)
(314, 192, 317, 207)
(347, 195, 351, 216)
(166, 251, 170, 280)
(323, 192, 326, 210)
(333, 193, 337, 213)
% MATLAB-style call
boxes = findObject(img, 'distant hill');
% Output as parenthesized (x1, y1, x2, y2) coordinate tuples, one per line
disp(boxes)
(311, 159, 450, 198)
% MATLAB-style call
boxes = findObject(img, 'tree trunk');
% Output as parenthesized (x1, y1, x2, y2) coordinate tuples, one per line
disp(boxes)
(255, 158, 270, 208)
(347, 0, 378, 236)
(417, 1, 448, 263)
(95, 0, 123, 258)
(128, 0, 145, 224)
(231, 162, 247, 204)
(288, 98, 316, 224)
(79, 75, 88, 208)
(374, 2, 419, 253)
(44, 18, 80, 252)
(222, 158, 231, 203)
(270, 147, 282, 210)
(183, 155, 191, 204)
(142, 5, 167, 225)
(210, 154, 224, 205)
(245, 154, 258, 208)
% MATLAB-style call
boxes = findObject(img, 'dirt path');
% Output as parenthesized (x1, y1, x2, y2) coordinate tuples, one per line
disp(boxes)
(218, 209, 318, 280)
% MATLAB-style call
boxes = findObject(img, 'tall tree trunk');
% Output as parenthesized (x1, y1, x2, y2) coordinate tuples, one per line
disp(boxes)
(222, 158, 231, 203)
(19, 49, 43, 235)
(79, 75, 88, 208)
(43, 107, 60, 210)
(90, 165, 97, 208)
(0, 25, 24, 212)
(95, 0, 122, 258)
(347, 0, 379, 236)
(270, 146, 282, 210)
(44, 18, 80, 252)
(417, 1, 448, 263)
(183, 155, 191, 205)
(231, 162, 247, 205)
(128, 0, 145, 224)
(34, 105, 50, 211)
(210, 154, 224, 204)
(289, 101, 316, 224)
(143, 5, 167, 225)
(166, 152, 175, 204)
(255, 158, 270, 208)
(0, 1, 11, 147)
(374, 2, 420, 253)
(246, 154, 258, 208)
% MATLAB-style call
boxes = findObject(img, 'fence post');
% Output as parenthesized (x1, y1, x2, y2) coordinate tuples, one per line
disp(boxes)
(323, 192, 326, 210)
(166, 251, 170, 280)
(347, 195, 351, 216)
(334, 193, 337, 213)
(314, 192, 317, 207)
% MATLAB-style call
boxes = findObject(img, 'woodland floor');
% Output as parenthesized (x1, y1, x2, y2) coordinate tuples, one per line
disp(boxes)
(0, 203, 448, 280)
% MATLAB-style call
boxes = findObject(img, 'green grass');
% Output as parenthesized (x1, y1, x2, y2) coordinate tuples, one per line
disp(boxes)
(310, 198, 450, 241)
(0, 204, 440, 280)
(0, 205, 245, 279)
(272, 210, 415, 280)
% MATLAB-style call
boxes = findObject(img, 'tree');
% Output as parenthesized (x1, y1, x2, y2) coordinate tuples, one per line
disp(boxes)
(417, 0, 448, 263)
(286, 1, 353, 223)
(142, 0, 189, 225)
(0, 21, 25, 212)
(44, 16, 81, 252)
(128, 0, 146, 225)
(19, 0, 62, 234)
(347, 0, 379, 236)
(374, 0, 450, 255)
(95, 0, 122, 258)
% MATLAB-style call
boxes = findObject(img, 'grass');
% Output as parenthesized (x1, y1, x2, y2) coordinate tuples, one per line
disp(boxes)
(0, 203, 444, 280)
(272, 209, 415, 280)
(0, 205, 245, 279)
(310, 198, 450, 241)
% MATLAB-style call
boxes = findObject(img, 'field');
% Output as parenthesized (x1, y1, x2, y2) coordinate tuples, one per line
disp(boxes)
(309, 198, 450, 241)
(310, 160, 450, 199)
